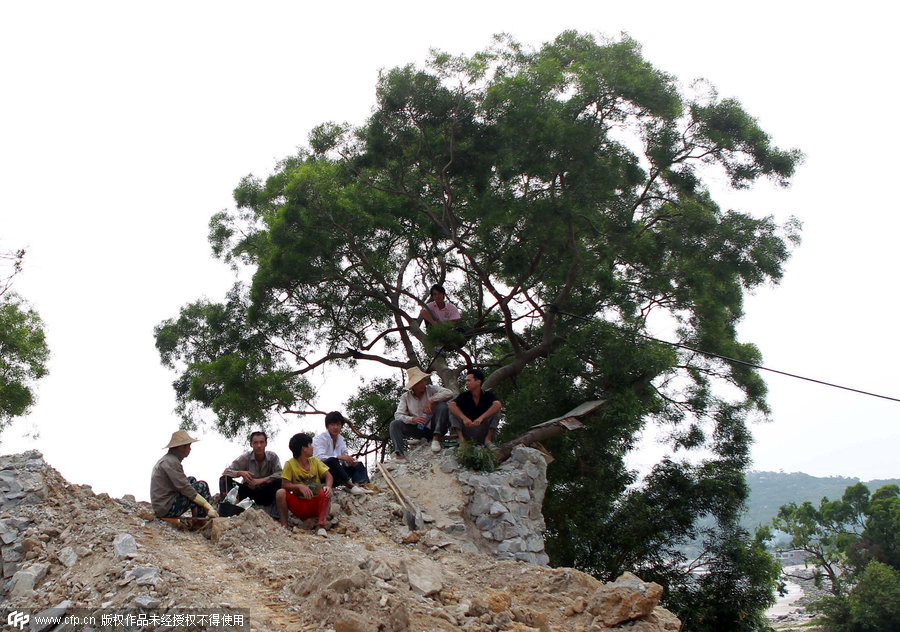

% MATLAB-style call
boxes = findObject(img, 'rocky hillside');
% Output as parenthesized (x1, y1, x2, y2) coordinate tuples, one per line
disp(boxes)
(1, 447, 681, 631)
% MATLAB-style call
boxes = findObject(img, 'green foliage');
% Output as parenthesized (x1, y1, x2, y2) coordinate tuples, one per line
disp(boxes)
(455, 442, 496, 472)
(0, 249, 49, 427)
(769, 483, 900, 632)
(862, 485, 900, 570)
(845, 561, 900, 632)
(156, 31, 803, 630)
(671, 523, 782, 632)
(423, 322, 467, 350)
(0, 294, 49, 425)
(153, 287, 314, 436)
(343, 377, 401, 453)
(744, 472, 900, 533)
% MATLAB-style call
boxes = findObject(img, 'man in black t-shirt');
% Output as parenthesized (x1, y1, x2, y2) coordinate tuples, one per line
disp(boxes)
(448, 368, 502, 448)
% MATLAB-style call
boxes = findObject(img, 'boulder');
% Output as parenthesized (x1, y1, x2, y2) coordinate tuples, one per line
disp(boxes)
(334, 610, 377, 632)
(113, 533, 137, 558)
(32, 601, 71, 632)
(125, 566, 162, 587)
(405, 558, 443, 596)
(587, 571, 664, 627)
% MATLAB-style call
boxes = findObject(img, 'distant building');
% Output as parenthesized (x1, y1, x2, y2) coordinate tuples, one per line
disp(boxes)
(776, 549, 808, 565)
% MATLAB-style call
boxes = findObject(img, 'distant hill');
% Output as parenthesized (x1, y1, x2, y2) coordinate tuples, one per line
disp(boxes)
(744, 471, 900, 529)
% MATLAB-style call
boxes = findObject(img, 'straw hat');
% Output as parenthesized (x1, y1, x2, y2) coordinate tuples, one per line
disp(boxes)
(404, 367, 433, 390)
(163, 430, 199, 449)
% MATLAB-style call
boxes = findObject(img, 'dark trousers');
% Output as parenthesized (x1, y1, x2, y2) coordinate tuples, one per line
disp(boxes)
(219, 476, 282, 506)
(322, 457, 369, 487)
(389, 400, 451, 455)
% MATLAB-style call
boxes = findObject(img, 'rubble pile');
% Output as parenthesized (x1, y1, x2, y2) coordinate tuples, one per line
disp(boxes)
(1, 448, 681, 631)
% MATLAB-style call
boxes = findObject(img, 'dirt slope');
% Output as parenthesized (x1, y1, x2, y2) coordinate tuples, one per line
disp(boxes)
(1, 448, 680, 631)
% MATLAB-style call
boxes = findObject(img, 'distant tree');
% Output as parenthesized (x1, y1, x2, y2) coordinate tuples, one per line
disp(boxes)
(343, 377, 401, 457)
(770, 483, 868, 595)
(0, 248, 49, 427)
(768, 483, 900, 631)
(844, 561, 900, 632)
(156, 31, 801, 630)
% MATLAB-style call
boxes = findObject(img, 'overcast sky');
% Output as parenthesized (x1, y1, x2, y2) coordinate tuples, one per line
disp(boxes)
(2, 2, 898, 500)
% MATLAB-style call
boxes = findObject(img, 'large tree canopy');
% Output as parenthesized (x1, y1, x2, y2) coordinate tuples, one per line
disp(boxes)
(156, 31, 801, 630)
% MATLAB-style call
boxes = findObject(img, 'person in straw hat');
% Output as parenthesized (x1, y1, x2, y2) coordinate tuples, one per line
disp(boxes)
(390, 366, 454, 459)
(150, 430, 218, 519)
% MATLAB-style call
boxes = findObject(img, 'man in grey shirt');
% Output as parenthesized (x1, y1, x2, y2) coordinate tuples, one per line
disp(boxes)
(220, 430, 282, 507)
(150, 430, 218, 519)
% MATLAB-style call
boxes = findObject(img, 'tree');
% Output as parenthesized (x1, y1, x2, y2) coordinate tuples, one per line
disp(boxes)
(0, 248, 49, 427)
(156, 31, 801, 629)
(770, 483, 869, 595)
(769, 483, 900, 631)
(845, 561, 900, 632)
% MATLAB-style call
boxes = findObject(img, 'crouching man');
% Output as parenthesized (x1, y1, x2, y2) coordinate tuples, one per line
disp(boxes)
(151, 430, 218, 519)
(389, 367, 454, 459)
(221, 430, 282, 508)
(313, 411, 372, 495)
(276, 433, 333, 531)
(448, 369, 502, 448)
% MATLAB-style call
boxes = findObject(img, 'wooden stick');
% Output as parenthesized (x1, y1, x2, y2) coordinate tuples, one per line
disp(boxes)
(376, 462, 410, 512)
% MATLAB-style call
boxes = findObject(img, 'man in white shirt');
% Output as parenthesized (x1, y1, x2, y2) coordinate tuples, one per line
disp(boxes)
(312, 411, 371, 495)
(390, 367, 454, 458)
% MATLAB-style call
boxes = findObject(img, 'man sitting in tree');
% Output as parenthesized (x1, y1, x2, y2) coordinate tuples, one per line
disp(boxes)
(390, 367, 454, 458)
(419, 284, 461, 327)
(448, 369, 502, 449)
(220, 430, 282, 509)
(312, 411, 372, 495)
(275, 433, 333, 532)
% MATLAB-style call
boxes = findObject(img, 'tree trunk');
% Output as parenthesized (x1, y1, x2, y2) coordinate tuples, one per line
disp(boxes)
(494, 400, 607, 464)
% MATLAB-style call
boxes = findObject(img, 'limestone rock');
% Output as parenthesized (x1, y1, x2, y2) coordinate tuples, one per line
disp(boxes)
(406, 558, 443, 596)
(587, 571, 664, 627)
(486, 589, 512, 613)
(368, 560, 394, 581)
(645, 607, 682, 631)
(2, 543, 23, 562)
(9, 569, 36, 596)
(8, 561, 48, 595)
(31, 601, 71, 632)
(0, 518, 24, 544)
(326, 569, 368, 594)
(113, 533, 137, 558)
(56, 546, 78, 567)
(334, 610, 377, 632)
(124, 566, 162, 586)
(134, 594, 161, 608)
(422, 528, 453, 549)
(386, 601, 410, 632)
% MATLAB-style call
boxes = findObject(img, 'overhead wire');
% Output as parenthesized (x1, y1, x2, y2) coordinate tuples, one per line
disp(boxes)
(543, 304, 900, 404)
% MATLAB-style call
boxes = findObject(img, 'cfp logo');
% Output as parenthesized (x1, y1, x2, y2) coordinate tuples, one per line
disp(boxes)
(6, 611, 29, 630)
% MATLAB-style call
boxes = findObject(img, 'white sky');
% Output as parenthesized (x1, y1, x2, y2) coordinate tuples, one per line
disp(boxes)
(2, 2, 898, 500)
